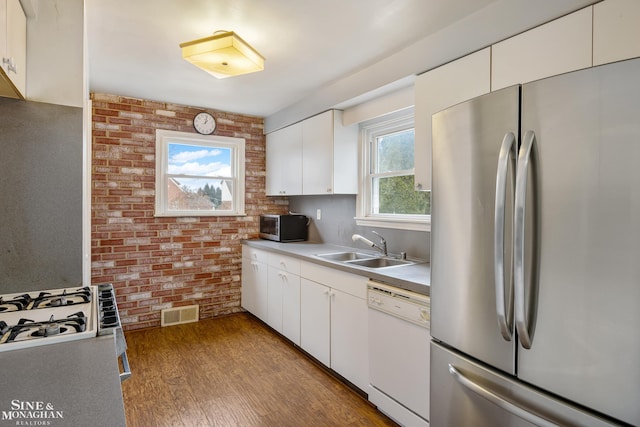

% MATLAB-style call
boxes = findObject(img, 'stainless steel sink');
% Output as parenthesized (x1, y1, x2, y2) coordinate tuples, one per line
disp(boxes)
(315, 251, 374, 262)
(345, 257, 415, 268)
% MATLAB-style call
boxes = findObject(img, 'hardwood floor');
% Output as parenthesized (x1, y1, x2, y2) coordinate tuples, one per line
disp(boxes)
(122, 313, 399, 427)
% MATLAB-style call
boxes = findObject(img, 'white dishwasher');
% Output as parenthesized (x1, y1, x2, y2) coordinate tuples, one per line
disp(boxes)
(367, 280, 430, 427)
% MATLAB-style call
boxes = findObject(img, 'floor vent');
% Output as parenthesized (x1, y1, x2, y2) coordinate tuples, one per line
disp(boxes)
(161, 305, 199, 327)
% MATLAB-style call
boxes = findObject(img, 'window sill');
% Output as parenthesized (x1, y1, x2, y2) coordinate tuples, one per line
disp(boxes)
(354, 216, 430, 232)
(154, 211, 247, 218)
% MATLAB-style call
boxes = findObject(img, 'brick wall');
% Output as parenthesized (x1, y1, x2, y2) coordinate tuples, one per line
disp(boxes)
(90, 93, 288, 331)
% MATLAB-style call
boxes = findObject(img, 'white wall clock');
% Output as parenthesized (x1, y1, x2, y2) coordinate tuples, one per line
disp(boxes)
(193, 112, 216, 135)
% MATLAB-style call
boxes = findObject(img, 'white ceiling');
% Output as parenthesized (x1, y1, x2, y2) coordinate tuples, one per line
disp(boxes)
(85, 0, 598, 130)
(86, 0, 496, 117)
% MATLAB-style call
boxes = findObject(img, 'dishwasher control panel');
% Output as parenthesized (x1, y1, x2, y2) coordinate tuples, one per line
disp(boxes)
(367, 281, 430, 328)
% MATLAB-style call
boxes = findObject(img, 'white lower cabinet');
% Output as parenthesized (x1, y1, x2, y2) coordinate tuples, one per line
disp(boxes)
(300, 278, 331, 366)
(241, 246, 268, 322)
(241, 246, 369, 393)
(300, 262, 369, 392)
(329, 287, 368, 391)
(267, 253, 301, 345)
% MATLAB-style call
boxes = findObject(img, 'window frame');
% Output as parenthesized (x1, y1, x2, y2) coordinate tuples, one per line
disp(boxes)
(155, 129, 246, 217)
(355, 109, 430, 231)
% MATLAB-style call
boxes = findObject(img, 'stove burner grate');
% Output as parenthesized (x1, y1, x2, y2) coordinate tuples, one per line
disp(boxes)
(1, 312, 88, 344)
(0, 294, 32, 313)
(31, 287, 92, 310)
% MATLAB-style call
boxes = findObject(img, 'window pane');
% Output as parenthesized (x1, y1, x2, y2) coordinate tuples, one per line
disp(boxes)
(168, 143, 231, 177)
(375, 129, 414, 173)
(167, 178, 234, 211)
(373, 175, 430, 215)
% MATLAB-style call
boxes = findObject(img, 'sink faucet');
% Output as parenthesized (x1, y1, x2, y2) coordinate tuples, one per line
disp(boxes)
(352, 231, 387, 256)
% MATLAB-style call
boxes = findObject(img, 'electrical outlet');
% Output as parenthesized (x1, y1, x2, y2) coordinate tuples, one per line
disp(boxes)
(316, 209, 321, 220)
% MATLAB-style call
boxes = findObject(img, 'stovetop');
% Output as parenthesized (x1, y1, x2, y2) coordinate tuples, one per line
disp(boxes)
(0, 286, 98, 352)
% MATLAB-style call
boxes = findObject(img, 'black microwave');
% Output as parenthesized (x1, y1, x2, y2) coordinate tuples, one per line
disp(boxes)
(259, 214, 308, 242)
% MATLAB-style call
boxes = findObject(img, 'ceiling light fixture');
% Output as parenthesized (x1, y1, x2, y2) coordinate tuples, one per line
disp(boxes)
(179, 31, 265, 79)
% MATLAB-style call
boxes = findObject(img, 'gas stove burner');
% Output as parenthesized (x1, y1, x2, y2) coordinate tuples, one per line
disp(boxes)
(31, 287, 92, 310)
(0, 294, 32, 312)
(34, 320, 63, 337)
(1, 312, 88, 344)
(49, 296, 67, 307)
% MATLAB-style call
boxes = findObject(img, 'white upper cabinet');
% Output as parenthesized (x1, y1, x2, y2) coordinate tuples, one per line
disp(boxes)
(0, 0, 26, 99)
(593, 0, 640, 66)
(265, 121, 303, 196)
(414, 48, 491, 192)
(266, 110, 357, 196)
(302, 110, 357, 195)
(491, 7, 593, 91)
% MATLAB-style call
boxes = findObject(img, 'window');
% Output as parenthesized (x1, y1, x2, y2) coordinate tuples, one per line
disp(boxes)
(356, 111, 430, 231)
(155, 130, 245, 217)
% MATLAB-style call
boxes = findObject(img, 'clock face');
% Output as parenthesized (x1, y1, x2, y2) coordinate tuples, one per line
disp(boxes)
(193, 112, 216, 135)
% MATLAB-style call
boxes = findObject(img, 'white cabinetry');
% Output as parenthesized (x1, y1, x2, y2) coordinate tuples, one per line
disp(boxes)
(300, 278, 330, 365)
(241, 246, 268, 322)
(302, 110, 358, 195)
(265, 110, 357, 196)
(300, 262, 368, 391)
(414, 48, 491, 192)
(265, 122, 302, 196)
(0, 0, 26, 99)
(491, 7, 593, 91)
(593, 0, 640, 66)
(267, 253, 301, 345)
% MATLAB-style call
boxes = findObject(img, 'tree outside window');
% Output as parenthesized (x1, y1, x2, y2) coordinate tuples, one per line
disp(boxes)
(357, 111, 430, 231)
(155, 130, 245, 217)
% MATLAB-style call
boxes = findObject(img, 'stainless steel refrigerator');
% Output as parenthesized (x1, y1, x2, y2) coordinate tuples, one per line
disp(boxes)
(430, 58, 640, 427)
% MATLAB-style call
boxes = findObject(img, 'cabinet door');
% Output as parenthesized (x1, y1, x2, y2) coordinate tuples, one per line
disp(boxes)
(302, 110, 334, 195)
(0, 1, 6, 61)
(241, 258, 258, 315)
(302, 110, 357, 195)
(265, 122, 302, 196)
(593, 0, 640, 66)
(281, 272, 301, 346)
(267, 266, 284, 333)
(242, 258, 268, 322)
(0, 0, 25, 98)
(414, 48, 491, 192)
(300, 278, 330, 366)
(330, 288, 368, 391)
(491, 7, 592, 91)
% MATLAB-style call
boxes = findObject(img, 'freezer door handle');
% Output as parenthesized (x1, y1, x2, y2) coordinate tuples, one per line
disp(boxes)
(494, 132, 516, 341)
(514, 130, 536, 349)
(448, 364, 559, 427)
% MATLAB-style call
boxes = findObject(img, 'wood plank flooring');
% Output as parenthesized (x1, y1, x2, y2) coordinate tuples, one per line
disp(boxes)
(121, 313, 399, 427)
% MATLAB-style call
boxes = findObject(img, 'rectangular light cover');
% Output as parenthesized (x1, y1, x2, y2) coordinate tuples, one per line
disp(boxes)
(180, 31, 265, 79)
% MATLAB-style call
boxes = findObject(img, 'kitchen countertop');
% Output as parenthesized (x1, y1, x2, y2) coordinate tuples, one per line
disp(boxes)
(242, 239, 430, 296)
(0, 335, 127, 427)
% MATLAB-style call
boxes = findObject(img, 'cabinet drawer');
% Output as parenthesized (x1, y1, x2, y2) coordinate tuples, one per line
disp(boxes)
(268, 253, 301, 274)
(242, 245, 268, 264)
(300, 261, 366, 299)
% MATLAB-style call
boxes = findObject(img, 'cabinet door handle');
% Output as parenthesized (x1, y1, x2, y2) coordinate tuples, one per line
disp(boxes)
(3, 57, 17, 74)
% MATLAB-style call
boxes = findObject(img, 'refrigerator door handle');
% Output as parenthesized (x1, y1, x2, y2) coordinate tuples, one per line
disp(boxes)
(494, 132, 516, 341)
(448, 364, 560, 427)
(514, 130, 536, 349)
